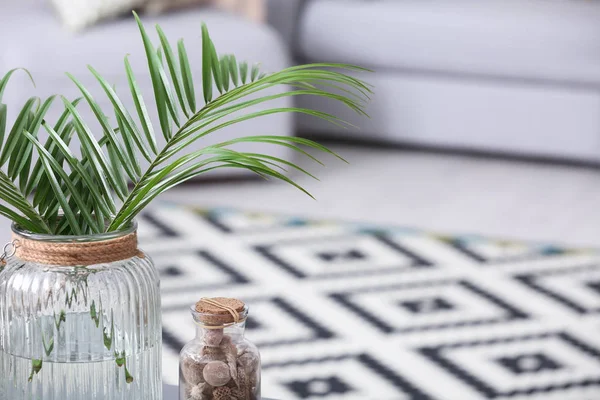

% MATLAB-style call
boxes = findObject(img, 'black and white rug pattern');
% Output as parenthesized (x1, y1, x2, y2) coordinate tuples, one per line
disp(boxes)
(139, 204, 600, 400)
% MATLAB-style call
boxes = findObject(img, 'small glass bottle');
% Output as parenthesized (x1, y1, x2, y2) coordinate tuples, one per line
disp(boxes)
(180, 297, 261, 400)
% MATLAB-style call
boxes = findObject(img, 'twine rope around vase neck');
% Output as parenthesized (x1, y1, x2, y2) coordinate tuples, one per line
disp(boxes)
(197, 298, 246, 329)
(12, 232, 143, 266)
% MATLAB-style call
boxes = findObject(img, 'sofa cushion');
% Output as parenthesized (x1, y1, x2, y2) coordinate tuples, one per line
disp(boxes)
(1, 1, 287, 91)
(297, 0, 600, 84)
(0, 0, 293, 166)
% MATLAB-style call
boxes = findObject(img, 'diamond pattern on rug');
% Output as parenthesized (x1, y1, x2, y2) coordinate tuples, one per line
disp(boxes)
(419, 332, 600, 399)
(140, 205, 600, 400)
(263, 353, 433, 400)
(154, 250, 251, 293)
(442, 236, 571, 264)
(255, 233, 433, 279)
(515, 264, 600, 314)
(330, 279, 528, 334)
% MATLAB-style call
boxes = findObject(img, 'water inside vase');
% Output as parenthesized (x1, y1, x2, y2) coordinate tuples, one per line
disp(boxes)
(0, 312, 162, 400)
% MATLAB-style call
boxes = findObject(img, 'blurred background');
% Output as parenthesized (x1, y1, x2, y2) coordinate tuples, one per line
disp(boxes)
(4, 0, 600, 399)
(4, 0, 600, 245)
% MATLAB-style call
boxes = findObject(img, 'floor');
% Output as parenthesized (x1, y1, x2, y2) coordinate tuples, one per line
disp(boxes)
(1, 144, 600, 248)
(158, 145, 600, 249)
(151, 204, 600, 399)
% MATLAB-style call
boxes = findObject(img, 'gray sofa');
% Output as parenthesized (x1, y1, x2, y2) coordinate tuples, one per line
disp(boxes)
(269, 0, 600, 162)
(1, 0, 293, 165)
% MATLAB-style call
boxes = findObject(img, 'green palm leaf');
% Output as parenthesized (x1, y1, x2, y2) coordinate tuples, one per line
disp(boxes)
(25, 98, 82, 197)
(0, 172, 50, 233)
(13, 96, 58, 194)
(178, 40, 196, 112)
(0, 204, 43, 233)
(0, 69, 35, 103)
(24, 131, 100, 234)
(201, 23, 213, 103)
(1, 97, 39, 167)
(239, 62, 248, 84)
(134, 12, 171, 140)
(0, 105, 7, 154)
(31, 120, 76, 209)
(42, 123, 114, 218)
(157, 25, 189, 118)
(67, 72, 138, 181)
(228, 55, 239, 86)
(124, 56, 158, 156)
(62, 98, 126, 205)
(0, 13, 371, 235)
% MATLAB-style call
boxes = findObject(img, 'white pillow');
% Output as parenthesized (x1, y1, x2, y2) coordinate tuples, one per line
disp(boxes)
(144, 0, 211, 15)
(51, 0, 146, 31)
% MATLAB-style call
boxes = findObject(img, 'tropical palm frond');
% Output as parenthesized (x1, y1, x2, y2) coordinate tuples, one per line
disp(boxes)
(0, 70, 55, 234)
(0, 12, 371, 235)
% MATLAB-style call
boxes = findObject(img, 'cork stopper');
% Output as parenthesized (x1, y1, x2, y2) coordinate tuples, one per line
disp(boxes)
(194, 297, 246, 326)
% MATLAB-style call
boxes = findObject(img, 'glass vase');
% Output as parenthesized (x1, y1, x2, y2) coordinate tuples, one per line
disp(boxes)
(0, 222, 162, 400)
(179, 298, 261, 400)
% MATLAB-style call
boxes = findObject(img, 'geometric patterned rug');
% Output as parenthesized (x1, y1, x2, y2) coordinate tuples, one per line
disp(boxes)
(139, 203, 600, 400)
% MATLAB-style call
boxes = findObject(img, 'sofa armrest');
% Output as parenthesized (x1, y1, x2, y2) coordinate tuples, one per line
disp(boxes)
(266, 0, 305, 48)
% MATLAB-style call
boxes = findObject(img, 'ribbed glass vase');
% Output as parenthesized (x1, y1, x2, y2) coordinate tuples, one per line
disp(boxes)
(0, 223, 162, 400)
